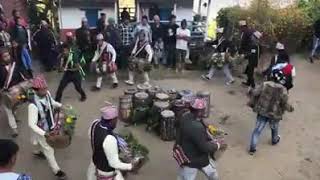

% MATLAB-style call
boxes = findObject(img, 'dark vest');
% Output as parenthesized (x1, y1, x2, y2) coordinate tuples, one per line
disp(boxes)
(91, 121, 115, 172)
(136, 43, 148, 59)
(32, 95, 55, 132)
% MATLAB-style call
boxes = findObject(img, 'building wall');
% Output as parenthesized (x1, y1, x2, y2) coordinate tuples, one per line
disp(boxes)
(0, 0, 28, 20)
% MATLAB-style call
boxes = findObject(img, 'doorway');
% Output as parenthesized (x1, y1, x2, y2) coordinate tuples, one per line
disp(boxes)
(118, 0, 136, 22)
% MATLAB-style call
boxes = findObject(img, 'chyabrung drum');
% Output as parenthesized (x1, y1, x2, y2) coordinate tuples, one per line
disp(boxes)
(119, 95, 133, 123)
(124, 88, 138, 97)
(147, 101, 170, 132)
(137, 84, 152, 92)
(132, 92, 150, 124)
(155, 93, 170, 103)
(160, 110, 176, 141)
(133, 92, 149, 108)
(147, 86, 161, 100)
(167, 89, 178, 101)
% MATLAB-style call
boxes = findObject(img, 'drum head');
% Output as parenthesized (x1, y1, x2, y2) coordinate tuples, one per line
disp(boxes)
(154, 101, 170, 108)
(178, 90, 193, 97)
(161, 110, 175, 117)
(135, 92, 149, 99)
(125, 88, 138, 95)
(156, 93, 169, 100)
(197, 91, 211, 96)
(137, 84, 152, 91)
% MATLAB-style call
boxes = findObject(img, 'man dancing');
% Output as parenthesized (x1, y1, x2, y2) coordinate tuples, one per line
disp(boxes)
(28, 75, 66, 179)
(0, 48, 26, 137)
(91, 34, 118, 91)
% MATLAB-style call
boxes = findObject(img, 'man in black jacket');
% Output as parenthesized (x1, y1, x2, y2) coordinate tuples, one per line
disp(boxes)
(76, 17, 92, 66)
(175, 99, 226, 180)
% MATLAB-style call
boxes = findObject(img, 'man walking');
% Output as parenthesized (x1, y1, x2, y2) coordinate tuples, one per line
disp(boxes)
(309, 18, 320, 63)
(247, 70, 294, 155)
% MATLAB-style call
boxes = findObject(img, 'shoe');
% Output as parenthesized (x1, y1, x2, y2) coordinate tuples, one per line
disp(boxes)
(272, 135, 281, 145)
(185, 59, 193, 64)
(91, 86, 101, 91)
(226, 80, 235, 86)
(248, 148, 256, 155)
(55, 170, 66, 179)
(80, 96, 86, 102)
(201, 75, 211, 80)
(309, 56, 314, 63)
(11, 128, 18, 138)
(143, 82, 151, 86)
(112, 83, 118, 89)
(125, 80, 134, 86)
(33, 151, 46, 159)
(242, 82, 250, 86)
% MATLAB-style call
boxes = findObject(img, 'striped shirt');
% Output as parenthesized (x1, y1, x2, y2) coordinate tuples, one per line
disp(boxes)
(0, 30, 11, 48)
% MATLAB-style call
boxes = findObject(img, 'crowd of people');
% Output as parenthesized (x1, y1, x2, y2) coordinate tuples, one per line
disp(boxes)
(0, 6, 299, 180)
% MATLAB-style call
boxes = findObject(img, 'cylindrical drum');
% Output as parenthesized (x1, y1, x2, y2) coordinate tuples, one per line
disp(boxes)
(137, 84, 152, 92)
(160, 110, 176, 141)
(147, 101, 170, 132)
(155, 93, 170, 103)
(196, 91, 211, 118)
(167, 89, 178, 101)
(178, 89, 193, 99)
(172, 100, 188, 120)
(133, 92, 149, 108)
(119, 95, 133, 123)
(124, 88, 138, 98)
(147, 86, 162, 100)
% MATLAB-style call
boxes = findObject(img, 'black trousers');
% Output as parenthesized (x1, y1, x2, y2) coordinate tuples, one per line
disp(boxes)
(166, 44, 176, 68)
(55, 71, 86, 102)
(119, 45, 131, 69)
(245, 65, 255, 88)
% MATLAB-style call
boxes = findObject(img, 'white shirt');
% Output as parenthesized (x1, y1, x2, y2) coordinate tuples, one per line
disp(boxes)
(0, 172, 20, 180)
(91, 41, 116, 63)
(88, 121, 133, 172)
(28, 93, 62, 137)
(176, 28, 191, 50)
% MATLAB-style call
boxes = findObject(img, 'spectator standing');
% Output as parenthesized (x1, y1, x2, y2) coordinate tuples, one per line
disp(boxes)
(176, 19, 191, 73)
(0, 139, 32, 180)
(76, 17, 93, 67)
(121, 8, 130, 21)
(10, 17, 28, 47)
(165, 15, 179, 68)
(105, 17, 121, 50)
(309, 18, 320, 63)
(96, 13, 107, 34)
(151, 15, 164, 44)
(11, 40, 33, 79)
(118, 16, 134, 69)
(0, 21, 11, 49)
(33, 20, 57, 71)
(134, 15, 152, 43)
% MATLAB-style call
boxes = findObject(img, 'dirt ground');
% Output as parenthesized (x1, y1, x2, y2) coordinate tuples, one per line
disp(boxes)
(1, 56, 320, 180)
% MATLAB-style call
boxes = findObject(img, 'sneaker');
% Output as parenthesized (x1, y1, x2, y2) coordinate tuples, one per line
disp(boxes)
(91, 86, 101, 91)
(185, 59, 193, 64)
(112, 83, 118, 89)
(55, 170, 66, 179)
(272, 135, 281, 145)
(226, 80, 235, 86)
(248, 148, 256, 155)
(80, 96, 87, 102)
(125, 80, 134, 86)
(33, 151, 46, 159)
(201, 75, 211, 80)
(143, 82, 151, 86)
(11, 128, 18, 138)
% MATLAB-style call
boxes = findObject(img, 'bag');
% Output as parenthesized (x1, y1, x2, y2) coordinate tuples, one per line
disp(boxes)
(173, 144, 190, 167)
(107, 62, 118, 73)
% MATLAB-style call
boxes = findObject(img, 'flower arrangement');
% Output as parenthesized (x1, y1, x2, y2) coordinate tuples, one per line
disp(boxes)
(62, 105, 78, 137)
(208, 53, 226, 70)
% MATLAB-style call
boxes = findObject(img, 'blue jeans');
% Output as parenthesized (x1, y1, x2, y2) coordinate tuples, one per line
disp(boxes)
(250, 115, 280, 150)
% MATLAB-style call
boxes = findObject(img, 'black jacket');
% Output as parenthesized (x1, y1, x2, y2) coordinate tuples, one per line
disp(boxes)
(176, 112, 218, 168)
(0, 63, 24, 89)
(239, 27, 253, 55)
(75, 27, 91, 51)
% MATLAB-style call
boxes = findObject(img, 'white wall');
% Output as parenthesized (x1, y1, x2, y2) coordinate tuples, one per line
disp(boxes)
(60, 7, 115, 29)
(176, 7, 193, 21)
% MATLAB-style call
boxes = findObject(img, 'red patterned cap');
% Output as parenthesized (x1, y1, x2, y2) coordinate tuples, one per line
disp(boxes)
(191, 98, 206, 110)
(32, 75, 48, 89)
(101, 106, 118, 120)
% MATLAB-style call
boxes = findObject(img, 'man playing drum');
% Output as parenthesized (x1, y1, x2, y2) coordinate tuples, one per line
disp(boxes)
(87, 105, 141, 180)
(125, 30, 153, 86)
(28, 75, 66, 179)
(0, 48, 26, 137)
(91, 33, 119, 91)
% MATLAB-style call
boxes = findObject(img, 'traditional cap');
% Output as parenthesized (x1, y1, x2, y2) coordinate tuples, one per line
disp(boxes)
(216, 27, 224, 33)
(191, 98, 206, 110)
(276, 42, 285, 50)
(253, 31, 263, 39)
(239, 20, 247, 26)
(40, 20, 48, 26)
(100, 105, 118, 120)
(32, 75, 48, 89)
(66, 32, 73, 37)
(81, 17, 88, 22)
(96, 33, 104, 40)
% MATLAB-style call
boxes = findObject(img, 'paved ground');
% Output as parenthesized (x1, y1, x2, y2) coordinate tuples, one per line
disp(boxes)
(1, 56, 320, 180)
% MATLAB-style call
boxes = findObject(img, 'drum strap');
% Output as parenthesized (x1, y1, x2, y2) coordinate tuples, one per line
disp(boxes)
(4, 62, 16, 89)
(132, 41, 148, 58)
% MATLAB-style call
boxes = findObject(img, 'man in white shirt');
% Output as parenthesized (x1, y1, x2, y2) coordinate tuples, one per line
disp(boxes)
(28, 75, 66, 179)
(87, 105, 141, 180)
(176, 19, 191, 73)
(0, 139, 32, 180)
(91, 34, 119, 91)
(134, 15, 152, 43)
